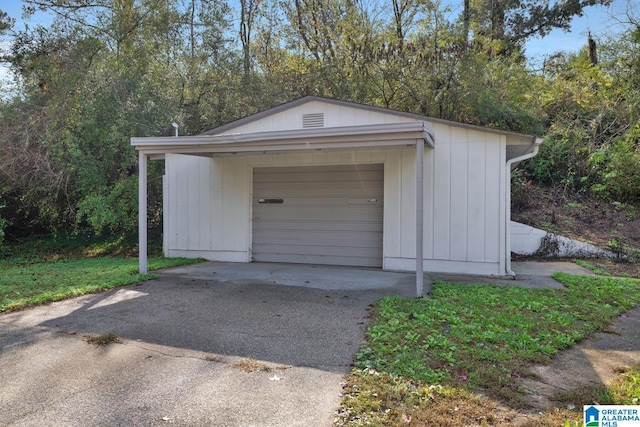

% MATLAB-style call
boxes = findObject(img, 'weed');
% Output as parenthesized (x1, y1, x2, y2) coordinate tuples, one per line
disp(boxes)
(574, 259, 611, 276)
(87, 332, 120, 346)
(232, 358, 271, 373)
(554, 384, 614, 408)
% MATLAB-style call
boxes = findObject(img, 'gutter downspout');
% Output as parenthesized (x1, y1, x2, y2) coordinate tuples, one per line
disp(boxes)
(504, 137, 543, 276)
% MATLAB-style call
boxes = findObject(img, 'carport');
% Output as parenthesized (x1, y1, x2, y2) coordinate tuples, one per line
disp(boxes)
(131, 96, 541, 296)
(133, 106, 434, 296)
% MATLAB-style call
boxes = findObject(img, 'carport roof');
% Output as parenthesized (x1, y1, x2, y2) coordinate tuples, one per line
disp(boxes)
(131, 121, 435, 157)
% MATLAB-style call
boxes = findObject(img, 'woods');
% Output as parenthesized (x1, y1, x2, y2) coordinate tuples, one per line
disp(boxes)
(0, 0, 638, 244)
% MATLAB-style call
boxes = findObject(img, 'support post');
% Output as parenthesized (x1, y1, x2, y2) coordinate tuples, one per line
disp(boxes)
(415, 140, 424, 297)
(138, 150, 148, 274)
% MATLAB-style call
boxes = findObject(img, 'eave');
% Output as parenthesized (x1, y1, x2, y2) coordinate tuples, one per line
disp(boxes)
(131, 122, 435, 156)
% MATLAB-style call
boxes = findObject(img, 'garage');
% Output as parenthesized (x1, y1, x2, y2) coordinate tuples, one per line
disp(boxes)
(252, 164, 384, 267)
(134, 95, 541, 279)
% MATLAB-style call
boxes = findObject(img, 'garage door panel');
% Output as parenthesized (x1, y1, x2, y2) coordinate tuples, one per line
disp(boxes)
(253, 207, 383, 222)
(256, 171, 383, 184)
(252, 164, 383, 267)
(254, 253, 382, 268)
(253, 230, 383, 247)
(253, 182, 383, 197)
(253, 197, 383, 206)
(253, 220, 382, 232)
(252, 243, 382, 258)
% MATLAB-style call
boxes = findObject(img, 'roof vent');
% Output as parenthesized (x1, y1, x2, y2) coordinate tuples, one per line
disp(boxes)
(302, 113, 324, 128)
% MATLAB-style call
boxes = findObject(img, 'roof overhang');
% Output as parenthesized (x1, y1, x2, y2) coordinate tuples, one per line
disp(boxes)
(131, 122, 435, 157)
(506, 136, 543, 170)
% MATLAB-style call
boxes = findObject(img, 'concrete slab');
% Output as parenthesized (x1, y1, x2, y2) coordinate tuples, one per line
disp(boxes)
(165, 261, 418, 292)
(426, 261, 594, 290)
(511, 260, 595, 276)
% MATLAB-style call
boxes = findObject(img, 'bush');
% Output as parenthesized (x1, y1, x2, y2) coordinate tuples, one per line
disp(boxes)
(590, 133, 640, 203)
(76, 176, 138, 236)
(0, 203, 10, 252)
(525, 130, 591, 193)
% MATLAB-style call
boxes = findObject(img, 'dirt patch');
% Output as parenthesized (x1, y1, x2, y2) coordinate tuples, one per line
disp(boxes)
(512, 185, 640, 278)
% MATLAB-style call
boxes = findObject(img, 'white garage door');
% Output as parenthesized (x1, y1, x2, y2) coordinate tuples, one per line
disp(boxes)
(252, 164, 384, 267)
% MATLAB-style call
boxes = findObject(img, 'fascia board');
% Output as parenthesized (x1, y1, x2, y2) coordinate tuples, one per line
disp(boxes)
(135, 138, 422, 156)
(132, 122, 434, 152)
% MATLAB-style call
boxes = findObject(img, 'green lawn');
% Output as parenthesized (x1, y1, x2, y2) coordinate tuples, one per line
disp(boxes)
(336, 273, 640, 426)
(1, 256, 202, 312)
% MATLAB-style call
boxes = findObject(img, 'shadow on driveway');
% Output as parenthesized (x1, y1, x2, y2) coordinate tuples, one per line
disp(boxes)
(0, 262, 416, 427)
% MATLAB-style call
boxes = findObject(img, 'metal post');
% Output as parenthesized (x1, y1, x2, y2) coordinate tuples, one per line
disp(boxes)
(138, 151, 148, 274)
(416, 140, 424, 297)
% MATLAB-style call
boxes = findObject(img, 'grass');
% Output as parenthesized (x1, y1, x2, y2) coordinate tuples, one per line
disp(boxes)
(0, 234, 203, 312)
(336, 273, 640, 426)
(0, 256, 202, 312)
(574, 259, 612, 276)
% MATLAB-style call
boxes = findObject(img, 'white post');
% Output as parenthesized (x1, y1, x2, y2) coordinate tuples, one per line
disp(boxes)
(415, 140, 424, 297)
(138, 150, 148, 274)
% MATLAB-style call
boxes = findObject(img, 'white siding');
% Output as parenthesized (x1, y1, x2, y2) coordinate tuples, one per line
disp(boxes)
(384, 123, 506, 275)
(164, 124, 507, 275)
(164, 153, 250, 261)
(218, 101, 419, 135)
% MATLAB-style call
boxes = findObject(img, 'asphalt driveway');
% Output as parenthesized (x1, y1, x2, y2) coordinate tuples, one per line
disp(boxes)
(0, 263, 416, 427)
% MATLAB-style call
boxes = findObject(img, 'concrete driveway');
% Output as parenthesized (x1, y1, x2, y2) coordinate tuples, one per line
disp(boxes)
(0, 262, 416, 427)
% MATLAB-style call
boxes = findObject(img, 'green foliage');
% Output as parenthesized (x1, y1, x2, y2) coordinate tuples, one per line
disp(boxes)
(573, 259, 611, 276)
(0, 204, 9, 251)
(355, 274, 640, 403)
(591, 136, 640, 202)
(1, 0, 639, 240)
(77, 176, 138, 235)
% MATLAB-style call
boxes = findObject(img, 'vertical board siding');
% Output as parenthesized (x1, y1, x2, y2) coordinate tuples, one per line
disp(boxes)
(400, 149, 416, 258)
(426, 123, 503, 265)
(423, 144, 436, 259)
(210, 158, 224, 250)
(164, 129, 505, 273)
(467, 134, 487, 262)
(449, 133, 469, 261)
(166, 153, 215, 251)
(383, 149, 402, 258)
(484, 142, 503, 261)
(217, 101, 418, 135)
(432, 125, 451, 259)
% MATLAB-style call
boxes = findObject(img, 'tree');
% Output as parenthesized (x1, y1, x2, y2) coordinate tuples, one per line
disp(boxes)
(466, 0, 613, 55)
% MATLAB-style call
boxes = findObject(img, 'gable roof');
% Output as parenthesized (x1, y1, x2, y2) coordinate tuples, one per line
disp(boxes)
(132, 96, 540, 162)
(201, 96, 433, 136)
(200, 95, 537, 146)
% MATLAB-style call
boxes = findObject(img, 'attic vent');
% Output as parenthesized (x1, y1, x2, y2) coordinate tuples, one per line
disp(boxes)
(302, 113, 324, 128)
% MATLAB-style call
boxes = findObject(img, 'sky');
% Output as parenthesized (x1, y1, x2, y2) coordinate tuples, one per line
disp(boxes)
(0, 0, 635, 88)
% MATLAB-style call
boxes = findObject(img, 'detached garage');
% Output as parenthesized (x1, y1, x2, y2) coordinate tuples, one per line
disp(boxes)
(132, 96, 541, 280)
